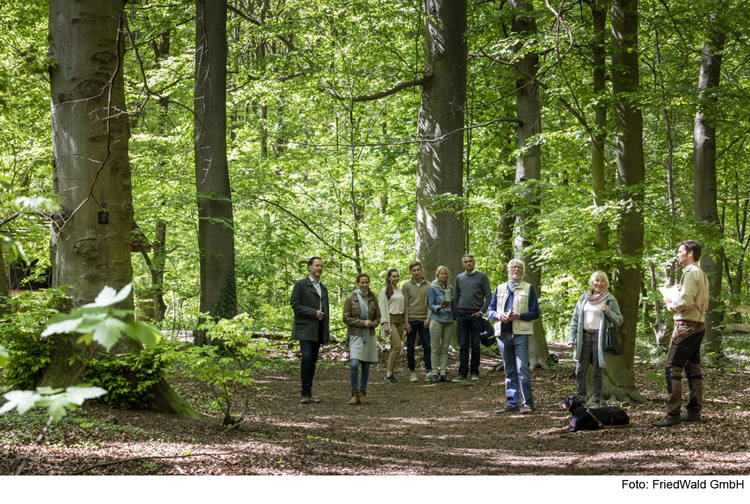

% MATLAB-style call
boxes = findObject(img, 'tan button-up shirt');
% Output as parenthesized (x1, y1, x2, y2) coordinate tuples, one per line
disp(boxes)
(673, 262, 709, 323)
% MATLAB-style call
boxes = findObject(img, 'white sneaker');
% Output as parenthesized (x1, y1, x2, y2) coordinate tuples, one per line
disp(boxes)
(425, 371, 434, 382)
(410, 372, 418, 382)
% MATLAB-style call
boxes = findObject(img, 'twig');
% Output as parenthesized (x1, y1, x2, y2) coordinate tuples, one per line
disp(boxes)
(67, 449, 244, 475)
(15, 416, 54, 475)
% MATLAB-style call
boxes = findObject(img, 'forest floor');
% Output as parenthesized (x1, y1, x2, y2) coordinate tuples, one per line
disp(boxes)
(2, 342, 750, 476)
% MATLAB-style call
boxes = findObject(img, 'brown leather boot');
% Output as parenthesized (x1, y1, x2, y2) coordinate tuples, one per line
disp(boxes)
(358, 389, 367, 404)
(348, 390, 359, 405)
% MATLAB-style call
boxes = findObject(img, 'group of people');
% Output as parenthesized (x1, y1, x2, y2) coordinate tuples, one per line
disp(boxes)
(290, 240, 710, 426)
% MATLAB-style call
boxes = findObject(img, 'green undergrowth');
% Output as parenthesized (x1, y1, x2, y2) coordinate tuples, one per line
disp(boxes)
(0, 411, 171, 447)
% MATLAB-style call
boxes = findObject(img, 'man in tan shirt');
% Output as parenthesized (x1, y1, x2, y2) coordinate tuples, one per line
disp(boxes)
(402, 261, 432, 381)
(653, 240, 710, 427)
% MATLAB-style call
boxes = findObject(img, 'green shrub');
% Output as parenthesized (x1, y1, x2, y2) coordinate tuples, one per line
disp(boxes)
(0, 287, 68, 389)
(78, 343, 174, 409)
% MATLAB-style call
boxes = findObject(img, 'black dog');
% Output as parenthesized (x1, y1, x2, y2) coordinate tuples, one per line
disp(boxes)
(560, 395, 630, 433)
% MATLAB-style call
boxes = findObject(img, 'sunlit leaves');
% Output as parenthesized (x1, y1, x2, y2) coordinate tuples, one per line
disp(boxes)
(0, 386, 107, 421)
(41, 284, 161, 351)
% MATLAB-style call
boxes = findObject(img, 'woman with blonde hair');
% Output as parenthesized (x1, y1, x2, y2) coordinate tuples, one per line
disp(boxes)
(379, 268, 405, 384)
(427, 265, 454, 382)
(343, 273, 381, 405)
(567, 270, 623, 406)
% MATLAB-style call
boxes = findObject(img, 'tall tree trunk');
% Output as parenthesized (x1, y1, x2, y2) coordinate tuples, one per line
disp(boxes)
(416, 0, 466, 279)
(591, 0, 609, 265)
(194, 0, 236, 346)
(606, 0, 646, 402)
(42, 1, 199, 418)
(0, 249, 8, 314)
(693, 21, 726, 365)
(509, 0, 550, 369)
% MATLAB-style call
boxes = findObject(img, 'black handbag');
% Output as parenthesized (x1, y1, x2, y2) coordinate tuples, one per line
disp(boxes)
(603, 316, 622, 355)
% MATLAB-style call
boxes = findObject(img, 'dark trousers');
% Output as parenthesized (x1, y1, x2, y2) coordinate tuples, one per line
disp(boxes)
(300, 339, 321, 397)
(406, 320, 432, 372)
(665, 321, 705, 416)
(457, 313, 482, 377)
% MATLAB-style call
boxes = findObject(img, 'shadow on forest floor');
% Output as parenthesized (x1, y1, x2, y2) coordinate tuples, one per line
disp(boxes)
(1, 343, 749, 475)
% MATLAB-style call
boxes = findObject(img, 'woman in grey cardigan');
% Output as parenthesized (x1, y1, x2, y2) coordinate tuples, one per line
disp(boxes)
(567, 271, 623, 406)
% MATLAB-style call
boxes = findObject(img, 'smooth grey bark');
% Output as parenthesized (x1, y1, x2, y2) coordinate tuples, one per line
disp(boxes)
(416, 0, 466, 279)
(509, 0, 550, 369)
(43, 1, 199, 418)
(693, 22, 726, 364)
(606, 0, 646, 402)
(194, 0, 236, 344)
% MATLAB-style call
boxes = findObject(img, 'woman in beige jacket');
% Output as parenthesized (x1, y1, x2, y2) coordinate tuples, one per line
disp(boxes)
(343, 274, 381, 405)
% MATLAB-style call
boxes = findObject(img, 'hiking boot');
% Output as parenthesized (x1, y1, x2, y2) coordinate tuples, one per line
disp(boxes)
(452, 375, 468, 383)
(651, 414, 682, 427)
(385, 374, 399, 384)
(440, 374, 450, 383)
(430, 373, 440, 383)
(681, 412, 702, 423)
(358, 389, 367, 405)
(348, 390, 360, 406)
(522, 405, 535, 415)
(496, 405, 519, 414)
(470, 375, 479, 382)
(410, 372, 418, 382)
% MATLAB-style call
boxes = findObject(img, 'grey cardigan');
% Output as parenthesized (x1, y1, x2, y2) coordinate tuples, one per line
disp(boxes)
(568, 293, 623, 368)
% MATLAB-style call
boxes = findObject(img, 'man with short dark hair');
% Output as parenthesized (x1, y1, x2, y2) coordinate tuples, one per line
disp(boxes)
(653, 240, 709, 426)
(290, 257, 330, 404)
(402, 261, 433, 381)
(452, 254, 491, 382)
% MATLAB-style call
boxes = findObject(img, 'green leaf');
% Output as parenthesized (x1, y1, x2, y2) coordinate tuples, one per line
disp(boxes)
(92, 317, 129, 351)
(85, 283, 132, 308)
(41, 312, 84, 337)
(0, 345, 8, 367)
(64, 386, 107, 405)
(76, 333, 94, 346)
(123, 321, 162, 349)
(0, 390, 42, 415)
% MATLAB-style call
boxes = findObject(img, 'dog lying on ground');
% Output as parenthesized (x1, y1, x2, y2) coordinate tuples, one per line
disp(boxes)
(560, 395, 630, 433)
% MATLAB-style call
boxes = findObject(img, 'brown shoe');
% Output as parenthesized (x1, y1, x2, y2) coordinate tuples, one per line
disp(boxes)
(348, 390, 360, 405)
(358, 390, 367, 405)
(308, 396, 322, 404)
(300, 396, 311, 404)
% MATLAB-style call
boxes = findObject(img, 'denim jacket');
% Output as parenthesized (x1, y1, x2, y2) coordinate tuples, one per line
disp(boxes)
(428, 284, 454, 324)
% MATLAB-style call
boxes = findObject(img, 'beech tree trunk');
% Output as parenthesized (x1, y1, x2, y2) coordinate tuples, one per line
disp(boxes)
(194, 0, 236, 345)
(509, 0, 550, 369)
(42, 1, 199, 418)
(694, 23, 726, 365)
(416, 0, 466, 279)
(606, 0, 646, 403)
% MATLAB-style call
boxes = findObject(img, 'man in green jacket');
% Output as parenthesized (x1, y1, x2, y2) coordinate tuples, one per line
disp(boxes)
(290, 257, 330, 404)
(653, 240, 709, 427)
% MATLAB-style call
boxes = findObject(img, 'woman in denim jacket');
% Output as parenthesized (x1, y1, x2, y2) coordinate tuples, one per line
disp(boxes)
(427, 266, 455, 382)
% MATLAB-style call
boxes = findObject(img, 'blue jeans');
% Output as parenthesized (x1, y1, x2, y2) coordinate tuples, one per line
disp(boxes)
(300, 340, 321, 397)
(350, 358, 371, 391)
(406, 320, 432, 372)
(498, 332, 533, 409)
(457, 313, 482, 377)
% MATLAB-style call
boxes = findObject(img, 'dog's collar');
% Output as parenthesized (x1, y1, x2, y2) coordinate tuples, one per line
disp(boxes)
(570, 404, 586, 414)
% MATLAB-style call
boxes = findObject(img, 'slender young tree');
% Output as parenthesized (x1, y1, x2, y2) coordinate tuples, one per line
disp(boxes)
(693, 17, 726, 364)
(606, 0, 646, 402)
(509, 0, 551, 369)
(194, 0, 236, 344)
(416, 0, 466, 279)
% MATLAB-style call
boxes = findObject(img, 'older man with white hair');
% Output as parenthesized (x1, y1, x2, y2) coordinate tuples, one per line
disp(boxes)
(487, 258, 540, 414)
